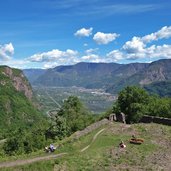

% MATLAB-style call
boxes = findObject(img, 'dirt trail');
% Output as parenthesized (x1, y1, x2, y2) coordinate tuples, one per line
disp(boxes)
(0, 153, 67, 169)
(80, 128, 105, 152)
(0, 128, 105, 168)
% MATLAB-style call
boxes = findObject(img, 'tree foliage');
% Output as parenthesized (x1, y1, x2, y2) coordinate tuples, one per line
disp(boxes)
(55, 96, 94, 135)
(115, 86, 149, 123)
(113, 86, 171, 123)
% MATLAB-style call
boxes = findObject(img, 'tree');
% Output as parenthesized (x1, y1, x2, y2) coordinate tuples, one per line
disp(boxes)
(46, 115, 68, 140)
(57, 96, 93, 134)
(114, 86, 149, 123)
(147, 96, 171, 118)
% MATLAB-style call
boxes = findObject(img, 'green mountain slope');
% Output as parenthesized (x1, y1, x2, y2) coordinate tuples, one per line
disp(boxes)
(144, 80, 171, 97)
(0, 66, 45, 137)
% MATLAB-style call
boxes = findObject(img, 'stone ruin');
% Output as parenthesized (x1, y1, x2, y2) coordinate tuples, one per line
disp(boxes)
(109, 112, 126, 124)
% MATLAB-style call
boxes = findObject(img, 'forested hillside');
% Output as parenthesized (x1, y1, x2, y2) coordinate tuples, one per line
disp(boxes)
(0, 66, 46, 138)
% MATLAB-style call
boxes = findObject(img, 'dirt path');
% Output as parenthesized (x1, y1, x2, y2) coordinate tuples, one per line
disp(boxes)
(0, 153, 67, 169)
(80, 128, 105, 152)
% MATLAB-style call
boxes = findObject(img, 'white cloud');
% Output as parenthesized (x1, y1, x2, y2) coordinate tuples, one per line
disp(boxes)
(122, 37, 145, 54)
(123, 26, 171, 55)
(93, 32, 119, 45)
(142, 26, 171, 43)
(145, 44, 171, 58)
(81, 54, 104, 63)
(85, 48, 99, 55)
(106, 50, 124, 62)
(81, 54, 98, 60)
(114, 26, 171, 61)
(0, 43, 14, 61)
(0, 59, 31, 69)
(28, 49, 78, 62)
(108, 43, 171, 62)
(74, 27, 93, 37)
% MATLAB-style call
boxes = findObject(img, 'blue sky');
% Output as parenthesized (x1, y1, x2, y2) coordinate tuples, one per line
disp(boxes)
(0, 0, 171, 68)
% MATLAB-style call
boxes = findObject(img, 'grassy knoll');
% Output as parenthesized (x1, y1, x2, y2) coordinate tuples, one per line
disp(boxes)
(1, 122, 171, 170)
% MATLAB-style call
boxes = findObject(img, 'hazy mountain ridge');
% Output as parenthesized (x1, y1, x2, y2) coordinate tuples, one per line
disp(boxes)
(23, 59, 171, 95)
(23, 69, 46, 84)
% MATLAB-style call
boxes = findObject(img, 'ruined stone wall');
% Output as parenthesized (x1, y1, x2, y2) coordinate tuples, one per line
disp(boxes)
(140, 115, 171, 126)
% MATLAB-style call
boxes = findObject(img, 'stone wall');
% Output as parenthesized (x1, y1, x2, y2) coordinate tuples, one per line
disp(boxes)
(140, 115, 171, 126)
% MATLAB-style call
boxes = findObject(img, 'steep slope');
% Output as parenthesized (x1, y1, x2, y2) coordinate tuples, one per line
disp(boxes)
(106, 59, 171, 94)
(0, 66, 45, 137)
(139, 59, 171, 85)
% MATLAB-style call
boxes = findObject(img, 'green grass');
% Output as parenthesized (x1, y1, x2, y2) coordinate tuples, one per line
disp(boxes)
(0, 160, 54, 171)
(1, 122, 171, 170)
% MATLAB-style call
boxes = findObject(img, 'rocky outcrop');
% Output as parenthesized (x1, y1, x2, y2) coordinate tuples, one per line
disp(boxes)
(2, 66, 33, 100)
(140, 68, 166, 85)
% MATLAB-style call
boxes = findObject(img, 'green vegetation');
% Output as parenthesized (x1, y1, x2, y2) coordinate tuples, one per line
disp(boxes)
(113, 86, 171, 123)
(0, 65, 97, 157)
(0, 67, 47, 138)
(1, 63, 171, 170)
(144, 81, 171, 97)
(47, 96, 95, 140)
(1, 122, 171, 170)
(1, 92, 95, 156)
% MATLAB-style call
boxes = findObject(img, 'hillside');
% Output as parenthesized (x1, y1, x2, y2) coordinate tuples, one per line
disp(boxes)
(24, 59, 171, 96)
(33, 62, 122, 89)
(144, 81, 171, 97)
(106, 59, 171, 94)
(1, 121, 171, 170)
(0, 66, 45, 137)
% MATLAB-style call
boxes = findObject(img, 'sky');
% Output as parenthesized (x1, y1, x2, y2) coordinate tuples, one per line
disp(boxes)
(0, 0, 171, 69)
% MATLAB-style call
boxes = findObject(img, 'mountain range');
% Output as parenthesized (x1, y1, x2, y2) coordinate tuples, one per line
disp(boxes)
(23, 59, 171, 95)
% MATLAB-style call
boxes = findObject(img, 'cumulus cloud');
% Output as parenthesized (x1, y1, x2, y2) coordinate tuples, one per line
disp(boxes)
(142, 26, 171, 43)
(122, 37, 145, 54)
(0, 43, 14, 61)
(81, 54, 104, 63)
(93, 32, 119, 45)
(74, 27, 93, 37)
(28, 49, 78, 62)
(106, 26, 171, 62)
(123, 26, 171, 55)
(106, 50, 124, 62)
(85, 48, 99, 55)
